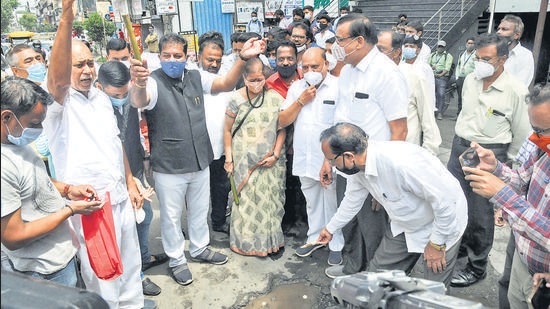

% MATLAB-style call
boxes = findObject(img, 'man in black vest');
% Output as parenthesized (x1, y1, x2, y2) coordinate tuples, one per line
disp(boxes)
(129, 33, 265, 286)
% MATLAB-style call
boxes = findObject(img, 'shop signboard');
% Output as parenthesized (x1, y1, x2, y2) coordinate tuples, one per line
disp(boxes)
(235, 0, 264, 23)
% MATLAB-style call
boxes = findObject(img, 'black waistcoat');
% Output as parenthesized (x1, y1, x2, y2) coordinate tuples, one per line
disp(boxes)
(114, 103, 145, 178)
(145, 68, 213, 174)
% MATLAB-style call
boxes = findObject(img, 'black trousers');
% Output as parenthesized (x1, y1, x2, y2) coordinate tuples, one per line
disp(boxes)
(447, 135, 509, 275)
(336, 175, 387, 274)
(209, 156, 230, 228)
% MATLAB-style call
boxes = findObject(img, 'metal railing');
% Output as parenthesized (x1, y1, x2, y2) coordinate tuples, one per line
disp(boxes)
(422, 0, 478, 48)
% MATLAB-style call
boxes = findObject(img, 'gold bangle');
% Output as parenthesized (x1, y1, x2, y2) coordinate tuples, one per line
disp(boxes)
(297, 98, 304, 107)
(428, 241, 446, 252)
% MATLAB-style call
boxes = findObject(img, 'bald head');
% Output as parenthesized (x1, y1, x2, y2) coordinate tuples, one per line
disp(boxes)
(302, 47, 329, 85)
(303, 47, 326, 62)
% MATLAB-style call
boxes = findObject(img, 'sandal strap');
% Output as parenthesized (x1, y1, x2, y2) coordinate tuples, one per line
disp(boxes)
(172, 263, 189, 275)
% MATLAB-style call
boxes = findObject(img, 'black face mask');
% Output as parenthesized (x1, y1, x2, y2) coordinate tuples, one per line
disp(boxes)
(275, 17, 281, 22)
(336, 155, 360, 175)
(277, 63, 297, 78)
(319, 23, 328, 30)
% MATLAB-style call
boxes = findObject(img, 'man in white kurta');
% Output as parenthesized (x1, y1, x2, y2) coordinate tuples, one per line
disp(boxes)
(44, 9, 143, 307)
(317, 123, 467, 287)
(280, 47, 344, 265)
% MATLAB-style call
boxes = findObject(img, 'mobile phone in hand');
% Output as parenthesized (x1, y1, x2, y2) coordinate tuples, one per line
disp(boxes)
(459, 147, 480, 174)
(529, 279, 550, 309)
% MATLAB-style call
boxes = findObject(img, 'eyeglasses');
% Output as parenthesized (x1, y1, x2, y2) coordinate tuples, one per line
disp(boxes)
(291, 35, 306, 40)
(474, 55, 497, 64)
(327, 153, 342, 165)
(335, 36, 354, 44)
(532, 126, 550, 138)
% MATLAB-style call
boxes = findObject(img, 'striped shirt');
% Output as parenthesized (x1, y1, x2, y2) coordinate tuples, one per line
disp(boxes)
(491, 140, 550, 274)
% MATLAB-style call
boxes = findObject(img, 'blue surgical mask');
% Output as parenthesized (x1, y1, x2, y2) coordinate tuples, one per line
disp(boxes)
(5, 113, 43, 146)
(268, 58, 277, 69)
(110, 95, 129, 107)
(26, 62, 47, 83)
(160, 60, 186, 79)
(402, 47, 417, 60)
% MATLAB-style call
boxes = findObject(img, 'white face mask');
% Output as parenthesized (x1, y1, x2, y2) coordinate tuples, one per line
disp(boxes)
(326, 53, 337, 71)
(297, 44, 307, 53)
(474, 61, 495, 80)
(304, 13, 312, 20)
(331, 38, 358, 62)
(246, 80, 265, 93)
(304, 71, 324, 86)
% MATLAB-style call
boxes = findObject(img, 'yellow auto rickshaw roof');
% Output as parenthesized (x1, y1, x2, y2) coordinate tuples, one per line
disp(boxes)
(8, 31, 35, 38)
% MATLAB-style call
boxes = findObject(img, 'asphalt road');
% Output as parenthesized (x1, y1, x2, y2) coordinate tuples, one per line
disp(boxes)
(142, 95, 508, 308)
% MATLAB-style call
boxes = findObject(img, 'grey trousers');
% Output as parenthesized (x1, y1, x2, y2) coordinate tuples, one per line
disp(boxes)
(368, 220, 461, 288)
(336, 175, 387, 274)
(508, 250, 534, 309)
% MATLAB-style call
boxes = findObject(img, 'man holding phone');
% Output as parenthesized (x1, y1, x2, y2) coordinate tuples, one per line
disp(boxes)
(448, 33, 531, 288)
(462, 83, 549, 308)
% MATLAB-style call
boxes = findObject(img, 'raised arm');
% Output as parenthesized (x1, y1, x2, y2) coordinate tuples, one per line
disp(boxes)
(211, 38, 266, 94)
(47, 0, 75, 104)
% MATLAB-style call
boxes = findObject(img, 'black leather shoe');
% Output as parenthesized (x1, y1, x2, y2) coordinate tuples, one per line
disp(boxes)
(142, 253, 169, 272)
(450, 268, 487, 287)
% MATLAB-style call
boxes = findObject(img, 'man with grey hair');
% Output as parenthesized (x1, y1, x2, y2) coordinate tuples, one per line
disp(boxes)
(316, 122, 467, 287)
(496, 14, 534, 87)
(5, 44, 47, 85)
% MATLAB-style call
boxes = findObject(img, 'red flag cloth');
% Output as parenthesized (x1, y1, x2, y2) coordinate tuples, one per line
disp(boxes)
(81, 192, 123, 280)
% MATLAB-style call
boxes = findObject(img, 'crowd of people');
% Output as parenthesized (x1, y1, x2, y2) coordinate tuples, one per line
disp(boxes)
(1, 0, 548, 308)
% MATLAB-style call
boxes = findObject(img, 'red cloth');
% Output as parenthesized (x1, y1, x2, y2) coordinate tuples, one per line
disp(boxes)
(81, 192, 123, 280)
(265, 69, 303, 99)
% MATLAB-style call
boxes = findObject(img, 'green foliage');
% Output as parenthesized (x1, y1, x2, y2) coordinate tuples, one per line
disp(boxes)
(1, 0, 19, 32)
(83, 12, 116, 56)
(36, 23, 57, 33)
(73, 21, 84, 36)
(19, 13, 37, 31)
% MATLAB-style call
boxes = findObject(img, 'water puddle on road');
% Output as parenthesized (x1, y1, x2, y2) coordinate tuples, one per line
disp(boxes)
(245, 283, 320, 309)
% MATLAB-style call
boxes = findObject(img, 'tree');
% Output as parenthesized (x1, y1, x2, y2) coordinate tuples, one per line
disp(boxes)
(1, 0, 19, 32)
(83, 12, 115, 57)
(19, 13, 37, 31)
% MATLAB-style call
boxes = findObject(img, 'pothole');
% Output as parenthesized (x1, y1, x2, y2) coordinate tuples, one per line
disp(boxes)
(244, 283, 320, 309)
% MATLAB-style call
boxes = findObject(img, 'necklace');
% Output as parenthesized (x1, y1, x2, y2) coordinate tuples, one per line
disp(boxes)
(246, 87, 265, 108)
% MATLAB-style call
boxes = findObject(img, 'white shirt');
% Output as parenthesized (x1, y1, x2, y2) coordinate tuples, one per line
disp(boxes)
(200, 69, 230, 160)
(282, 74, 339, 180)
(326, 141, 467, 252)
(335, 47, 408, 141)
(279, 17, 293, 29)
(417, 42, 432, 63)
(399, 62, 441, 156)
(144, 69, 217, 109)
(504, 42, 534, 87)
(412, 60, 436, 111)
(314, 30, 335, 49)
(44, 87, 127, 204)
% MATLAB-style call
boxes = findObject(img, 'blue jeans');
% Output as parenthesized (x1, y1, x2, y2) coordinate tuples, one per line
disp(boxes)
(136, 197, 153, 266)
(20, 256, 78, 288)
(434, 76, 448, 113)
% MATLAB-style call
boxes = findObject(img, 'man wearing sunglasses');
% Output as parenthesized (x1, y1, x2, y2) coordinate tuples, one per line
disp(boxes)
(447, 33, 531, 288)
(462, 84, 549, 309)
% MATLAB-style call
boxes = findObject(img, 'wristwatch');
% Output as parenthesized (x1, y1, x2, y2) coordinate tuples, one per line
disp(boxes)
(429, 241, 446, 252)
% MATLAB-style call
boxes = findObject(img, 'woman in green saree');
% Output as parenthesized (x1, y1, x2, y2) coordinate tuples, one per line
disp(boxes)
(223, 58, 286, 257)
